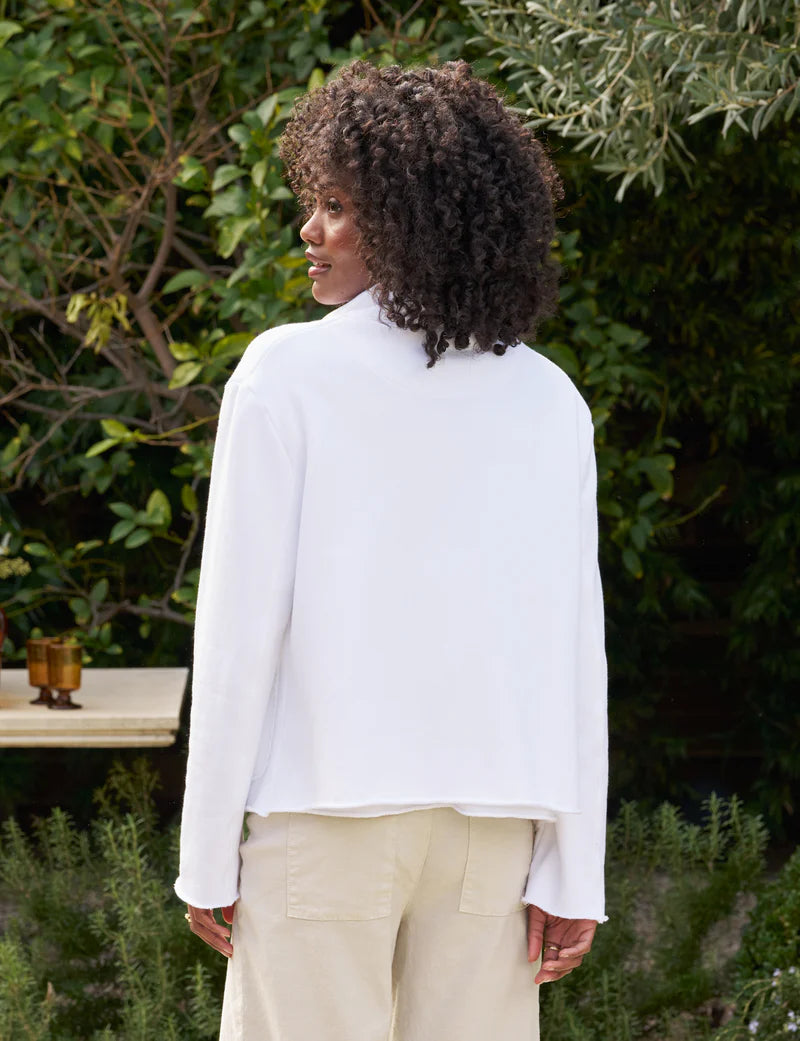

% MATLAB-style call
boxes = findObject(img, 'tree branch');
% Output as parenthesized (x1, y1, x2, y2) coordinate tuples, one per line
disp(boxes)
(138, 181, 177, 301)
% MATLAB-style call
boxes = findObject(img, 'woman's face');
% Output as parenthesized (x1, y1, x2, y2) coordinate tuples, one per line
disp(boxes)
(299, 187, 371, 306)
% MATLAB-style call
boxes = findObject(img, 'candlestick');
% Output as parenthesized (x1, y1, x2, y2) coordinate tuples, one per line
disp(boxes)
(46, 641, 83, 710)
(26, 638, 55, 705)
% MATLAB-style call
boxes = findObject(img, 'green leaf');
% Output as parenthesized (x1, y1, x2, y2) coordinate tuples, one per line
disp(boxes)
(75, 540, 103, 556)
(212, 164, 246, 191)
(622, 547, 643, 579)
(174, 155, 208, 190)
(181, 484, 198, 512)
(228, 124, 250, 146)
(251, 159, 268, 189)
(638, 490, 662, 511)
(211, 332, 252, 359)
(89, 578, 109, 603)
(288, 37, 309, 61)
(30, 132, 63, 154)
(217, 216, 256, 258)
(162, 270, 207, 294)
(69, 597, 92, 623)
(23, 542, 51, 558)
(66, 294, 88, 323)
(109, 502, 135, 519)
(124, 528, 152, 549)
(168, 341, 199, 361)
(1, 437, 21, 465)
(146, 488, 172, 528)
(168, 361, 203, 389)
(203, 186, 248, 219)
(109, 518, 137, 543)
(638, 455, 675, 499)
(101, 419, 132, 440)
(630, 518, 652, 552)
(600, 499, 624, 519)
(307, 67, 325, 91)
(0, 21, 23, 47)
(256, 94, 279, 126)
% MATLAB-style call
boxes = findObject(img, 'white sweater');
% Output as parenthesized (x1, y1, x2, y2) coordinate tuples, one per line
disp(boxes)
(175, 288, 608, 921)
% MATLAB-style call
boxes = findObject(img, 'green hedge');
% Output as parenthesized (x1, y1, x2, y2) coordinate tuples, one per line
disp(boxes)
(1, 761, 796, 1040)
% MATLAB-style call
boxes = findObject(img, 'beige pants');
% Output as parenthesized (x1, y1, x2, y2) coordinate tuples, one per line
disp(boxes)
(219, 807, 540, 1041)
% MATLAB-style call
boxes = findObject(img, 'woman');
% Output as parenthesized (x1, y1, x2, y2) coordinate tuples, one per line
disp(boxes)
(176, 60, 607, 1041)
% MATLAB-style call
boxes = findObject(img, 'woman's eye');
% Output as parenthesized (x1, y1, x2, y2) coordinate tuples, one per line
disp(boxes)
(326, 198, 342, 213)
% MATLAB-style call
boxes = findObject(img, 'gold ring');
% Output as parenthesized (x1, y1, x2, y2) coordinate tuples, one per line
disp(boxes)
(544, 944, 561, 952)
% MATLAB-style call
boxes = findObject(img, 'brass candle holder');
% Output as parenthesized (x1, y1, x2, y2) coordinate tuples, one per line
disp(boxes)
(26, 637, 55, 705)
(46, 641, 83, 710)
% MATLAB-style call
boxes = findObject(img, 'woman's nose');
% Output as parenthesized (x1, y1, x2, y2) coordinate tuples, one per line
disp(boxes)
(300, 210, 322, 245)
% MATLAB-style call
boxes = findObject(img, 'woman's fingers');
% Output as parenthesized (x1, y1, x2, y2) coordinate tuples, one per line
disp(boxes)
(536, 965, 575, 983)
(186, 906, 234, 958)
(536, 951, 583, 983)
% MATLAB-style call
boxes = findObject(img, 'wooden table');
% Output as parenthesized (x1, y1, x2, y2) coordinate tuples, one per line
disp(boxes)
(0, 667, 188, 747)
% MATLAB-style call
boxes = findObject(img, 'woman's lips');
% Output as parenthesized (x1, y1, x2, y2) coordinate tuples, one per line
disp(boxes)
(306, 253, 331, 277)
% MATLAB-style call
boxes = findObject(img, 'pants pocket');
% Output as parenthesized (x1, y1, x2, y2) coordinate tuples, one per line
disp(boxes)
(286, 813, 397, 921)
(459, 817, 534, 916)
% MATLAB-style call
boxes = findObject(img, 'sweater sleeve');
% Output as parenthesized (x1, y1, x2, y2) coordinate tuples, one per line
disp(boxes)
(175, 375, 301, 908)
(522, 410, 609, 922)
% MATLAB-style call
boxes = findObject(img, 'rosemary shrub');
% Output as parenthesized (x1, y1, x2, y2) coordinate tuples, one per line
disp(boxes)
(1, 763, 792, 1041)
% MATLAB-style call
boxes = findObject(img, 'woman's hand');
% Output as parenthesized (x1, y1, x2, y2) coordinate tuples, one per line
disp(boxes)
(527, 904, 597, 984)
(185, 904, 235, 958)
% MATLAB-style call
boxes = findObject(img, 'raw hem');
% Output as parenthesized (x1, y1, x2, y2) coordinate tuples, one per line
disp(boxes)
(242, 798, 579, 821)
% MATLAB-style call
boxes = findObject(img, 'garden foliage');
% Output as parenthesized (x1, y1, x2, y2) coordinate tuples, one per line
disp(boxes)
(540, 794, 770, 1040)
(0, 762, 790, 1041)
(0, 761, 227, 1040)
(717, 848, 800, 1040)
(465, 0, 800, 197)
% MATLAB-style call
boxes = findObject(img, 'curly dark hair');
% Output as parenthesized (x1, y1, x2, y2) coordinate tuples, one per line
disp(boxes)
(279, 60, 563, 367)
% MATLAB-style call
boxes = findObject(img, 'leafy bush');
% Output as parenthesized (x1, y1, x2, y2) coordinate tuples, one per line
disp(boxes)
(1, 762, 780, 1041)
(0, 761, 226, 1040)
(540, 795, 768, 1041)
(465, 0, 800, 198)
(720, 892, 800, 1041)
(717, 966, 800, 1041)
(734, 847, 800, 985)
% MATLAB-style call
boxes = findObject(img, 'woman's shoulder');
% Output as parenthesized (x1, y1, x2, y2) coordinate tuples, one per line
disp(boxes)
(228, 294, 380, 392)
(514, 343, 593, 418)
(228, 316, 323, 390)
